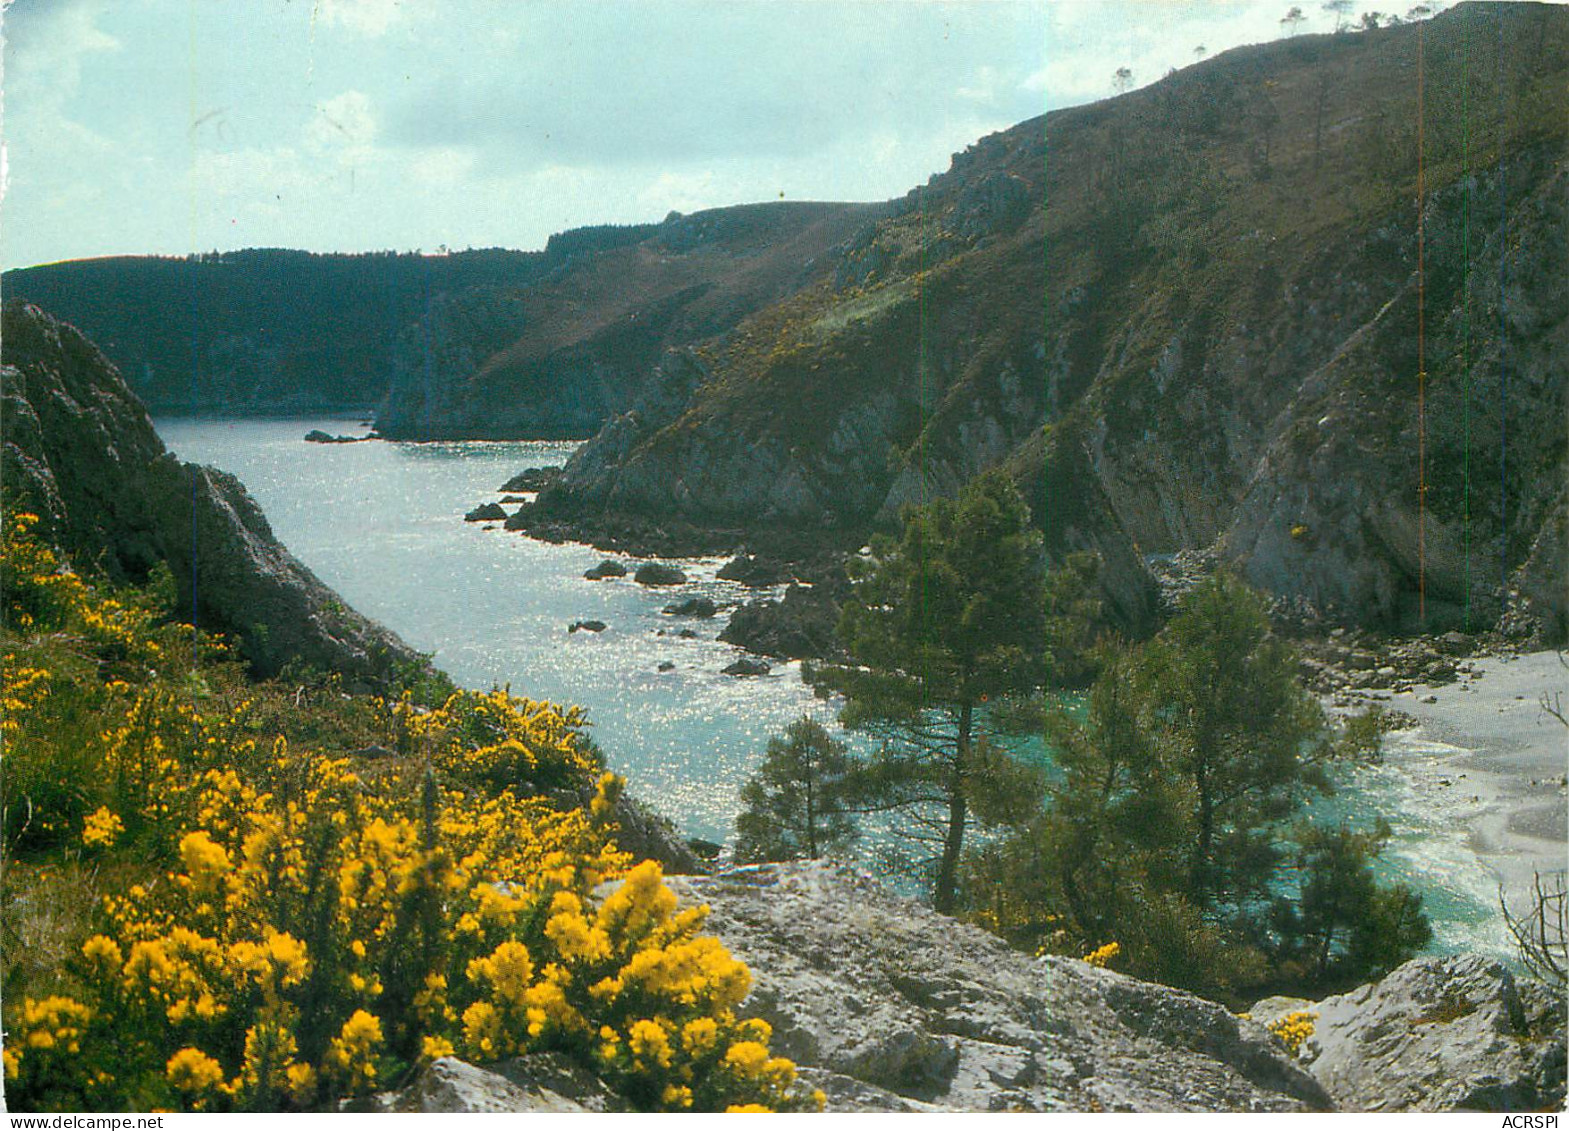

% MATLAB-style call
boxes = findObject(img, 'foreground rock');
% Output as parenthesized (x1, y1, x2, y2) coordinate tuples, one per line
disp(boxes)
(378, 864, 1563, 1112)
(1, 301, 424, 685)
(669, 863, 1330, 1112)
(1292, 954, 1566, 1112)
(367, 1054, 628, 1113)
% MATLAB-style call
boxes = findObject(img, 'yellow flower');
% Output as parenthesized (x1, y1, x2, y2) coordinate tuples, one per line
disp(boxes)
(627, 1018, 674, 1069)
(661, 1083, 694, 1109)
(81, 934, 123, 971)
(421, 1035, 456, 1062)
(325, 1010, 384, 1092)
(1083, 941, 1120, 968)
(286, 1062, 317, 1104)
(467, 939, 535, 1008)
(724, 1040, 770, 1078)
(82, 806, 123, 848)
(726, 1103, 772, 1113)
(681, 1016, 720, 1055)
(178, 830, 233, 893)
(166, 1047, 225, 1094)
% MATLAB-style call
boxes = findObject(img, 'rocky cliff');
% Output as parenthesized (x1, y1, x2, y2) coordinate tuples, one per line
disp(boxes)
(0, 300, 423, 684)
(374, 202, 881, 439)
(376, 863, 1566, 1113)
(528, 3, 1565, 642)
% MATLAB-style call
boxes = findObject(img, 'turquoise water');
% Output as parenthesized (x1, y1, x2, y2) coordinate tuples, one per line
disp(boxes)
(153, 417, 1510, 959)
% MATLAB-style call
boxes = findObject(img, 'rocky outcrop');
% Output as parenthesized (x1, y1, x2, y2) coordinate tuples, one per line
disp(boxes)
(718, 584, 839, 660)
(663, 597, 717, 618)
(372, 864, 1563, 1112)
(0, 301, 424, 685)
(365, 1054, 628, 1113)
(665, 863, 1330, 1112)
(633, 563, 687, 587)
(1284, 954, 1566, 1112)
(464, 502, 508, 522)
(717, 553, 792, 587)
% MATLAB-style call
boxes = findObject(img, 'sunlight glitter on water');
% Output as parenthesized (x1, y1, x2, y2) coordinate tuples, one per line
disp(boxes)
(154, 417, 1517, 959)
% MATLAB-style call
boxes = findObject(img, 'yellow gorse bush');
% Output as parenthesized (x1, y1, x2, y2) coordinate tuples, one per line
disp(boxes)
(1, 515, 815, 1113)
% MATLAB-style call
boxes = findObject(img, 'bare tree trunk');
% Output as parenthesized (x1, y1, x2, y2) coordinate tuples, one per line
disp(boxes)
(934, 702, 974, 915)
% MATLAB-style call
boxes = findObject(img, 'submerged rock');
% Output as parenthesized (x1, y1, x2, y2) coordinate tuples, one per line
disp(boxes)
(568, 620, 607, 634)
(304, 429, 364, 444)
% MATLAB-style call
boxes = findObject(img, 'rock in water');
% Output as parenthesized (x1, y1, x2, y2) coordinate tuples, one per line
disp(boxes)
(717, 553, 791, 587)
(633, 562, 687, 587)
(721, 658, 771, 677)
(1295, 954, 1566, 1112)
(662, 862, 1330, 1112)
(584, 559, 628, 580)
(568, 620, 607, 634)
(464, 502, 508, 522)
(719, 584, 838, 659)
(498, 467, 563, 493)
(663, 596, 717, 618)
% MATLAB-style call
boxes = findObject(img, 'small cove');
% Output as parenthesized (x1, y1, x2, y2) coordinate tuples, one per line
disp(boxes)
(154, 416, 1514, 960)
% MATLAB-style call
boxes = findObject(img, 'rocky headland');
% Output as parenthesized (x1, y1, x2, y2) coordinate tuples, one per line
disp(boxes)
(0, 300, 424, 686)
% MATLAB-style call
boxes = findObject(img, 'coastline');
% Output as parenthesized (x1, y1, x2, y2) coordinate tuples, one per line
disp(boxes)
(1342, 649, 1569, 923)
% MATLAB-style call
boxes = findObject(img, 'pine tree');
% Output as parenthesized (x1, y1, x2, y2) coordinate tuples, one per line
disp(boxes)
(732, 718, 857, 864)
(806, 471, 1050, 913)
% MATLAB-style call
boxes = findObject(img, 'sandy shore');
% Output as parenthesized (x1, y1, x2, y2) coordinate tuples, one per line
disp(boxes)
(1340, 649, 1568, 918)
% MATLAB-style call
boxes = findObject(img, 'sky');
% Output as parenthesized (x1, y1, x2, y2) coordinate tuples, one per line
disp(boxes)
(3, 0, 1415, 270)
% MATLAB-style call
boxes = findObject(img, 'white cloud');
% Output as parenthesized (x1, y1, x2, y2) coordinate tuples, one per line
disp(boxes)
(305, 90, 378, 161)
(315, 0, 404, 38)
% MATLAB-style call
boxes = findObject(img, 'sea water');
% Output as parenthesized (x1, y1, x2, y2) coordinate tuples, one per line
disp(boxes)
(154, 417, 1510, 959)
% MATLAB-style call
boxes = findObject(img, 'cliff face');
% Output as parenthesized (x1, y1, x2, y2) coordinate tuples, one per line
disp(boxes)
(538, 3, 1566, 639)
(373, 202, 882, 439)
(0, 301, 423, 684)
